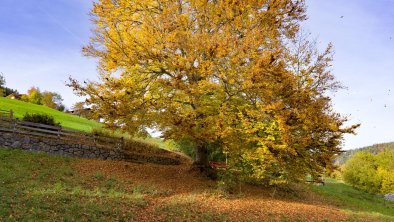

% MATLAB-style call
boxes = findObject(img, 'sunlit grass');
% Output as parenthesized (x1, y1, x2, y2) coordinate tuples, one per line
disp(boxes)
(0, 97, 101, 132)
(0, 148, 146, 221)
(312, 178, 394, 221)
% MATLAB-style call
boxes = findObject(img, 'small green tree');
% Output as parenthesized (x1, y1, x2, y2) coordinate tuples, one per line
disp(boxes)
(42, 91, 64, 110)
(378, 169, 394, 194)
(343, 152, 380, 193)
(376, 151, 394, 193)
(26, 87, 43, 105)
(376, 150, 394, 169)
(343, 151, 394, 193)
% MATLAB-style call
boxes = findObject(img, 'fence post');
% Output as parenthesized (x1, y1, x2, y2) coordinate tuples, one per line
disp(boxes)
(119, 137, 124, 150)
(9, 109, 13, 120)
(12, 120, 17, 138)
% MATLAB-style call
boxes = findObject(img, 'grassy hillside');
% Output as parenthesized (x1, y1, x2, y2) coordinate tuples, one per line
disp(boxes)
(0, 97, 101, 132)
(336, 142, 394, 166)
(0, 97, 181, 157)
(1, 148, 393, 221)
(313, 178, 394, 221)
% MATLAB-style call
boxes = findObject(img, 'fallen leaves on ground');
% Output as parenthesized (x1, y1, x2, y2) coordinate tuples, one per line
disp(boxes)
(73, 158, 355, 222)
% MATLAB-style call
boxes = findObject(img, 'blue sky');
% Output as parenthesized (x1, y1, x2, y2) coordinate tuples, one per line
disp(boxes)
(0, 0, 393, 149)
(0, 0, 97, 105)
(304, 0, 394, 149)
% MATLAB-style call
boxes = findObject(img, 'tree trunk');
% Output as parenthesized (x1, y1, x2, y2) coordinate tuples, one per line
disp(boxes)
(194, 144, 209, 171)
(192, 143, 217, 179)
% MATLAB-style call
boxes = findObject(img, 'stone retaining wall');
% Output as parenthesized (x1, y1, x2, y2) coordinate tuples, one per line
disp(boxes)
(0, 132, 180, 165)
(385, 193, 394, 201)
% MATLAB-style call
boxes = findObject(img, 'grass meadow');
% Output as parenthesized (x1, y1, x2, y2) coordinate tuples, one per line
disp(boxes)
(0, 97, 101, 132)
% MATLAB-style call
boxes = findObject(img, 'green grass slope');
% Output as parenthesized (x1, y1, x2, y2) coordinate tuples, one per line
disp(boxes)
(0, 97, 101, 132)
(0, 98, 178, 157)
(336, 142, 394, 166)
(313, 178, 394, 221)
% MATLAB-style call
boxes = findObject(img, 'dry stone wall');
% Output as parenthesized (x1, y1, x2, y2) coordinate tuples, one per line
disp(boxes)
(0, 132, 180, 165)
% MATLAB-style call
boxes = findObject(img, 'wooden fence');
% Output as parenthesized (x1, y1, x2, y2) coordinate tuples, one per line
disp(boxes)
(0, 113, 123, 150)
(0, 109, 13, 119)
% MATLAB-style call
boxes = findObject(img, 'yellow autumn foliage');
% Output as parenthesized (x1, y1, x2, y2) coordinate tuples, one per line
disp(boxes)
(69, 0, 358, 184)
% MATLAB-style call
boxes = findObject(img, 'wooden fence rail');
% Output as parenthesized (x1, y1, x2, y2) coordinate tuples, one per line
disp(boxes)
(0, 109, 13, 119)
(0, 114, 123, 150)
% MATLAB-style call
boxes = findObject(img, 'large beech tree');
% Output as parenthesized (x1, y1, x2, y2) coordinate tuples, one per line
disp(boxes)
(69, 0, 358, 183)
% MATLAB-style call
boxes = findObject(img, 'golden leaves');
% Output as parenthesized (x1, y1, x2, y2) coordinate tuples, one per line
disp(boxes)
(67, 0, 359, 184)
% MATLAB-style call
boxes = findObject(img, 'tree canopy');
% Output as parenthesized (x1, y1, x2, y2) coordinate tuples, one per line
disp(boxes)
(42, 91, 65, 111)
(69, 0, 358, 184)
(0, 73, 5, 97)
(0, 73, 5, 88)
(0, 73, 19, 97)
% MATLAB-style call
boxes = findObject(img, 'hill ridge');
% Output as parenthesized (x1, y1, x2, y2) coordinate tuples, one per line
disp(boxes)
(336, 141, 394, 165)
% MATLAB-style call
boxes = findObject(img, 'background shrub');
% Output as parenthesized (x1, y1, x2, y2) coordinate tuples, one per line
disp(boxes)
(217, 170, 241, 194)
(22, 113, 61, 127)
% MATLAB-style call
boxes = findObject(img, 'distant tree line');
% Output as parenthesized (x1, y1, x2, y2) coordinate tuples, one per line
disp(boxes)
(0, 73, 65, 112)
(0, 73, 97, 123)
(335, 142, 394, 166)
(20, 86, 65, 111)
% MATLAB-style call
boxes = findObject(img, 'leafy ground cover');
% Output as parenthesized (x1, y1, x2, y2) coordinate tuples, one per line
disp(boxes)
(2, 148, 393, 221)
(0, 97, 101, 132)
